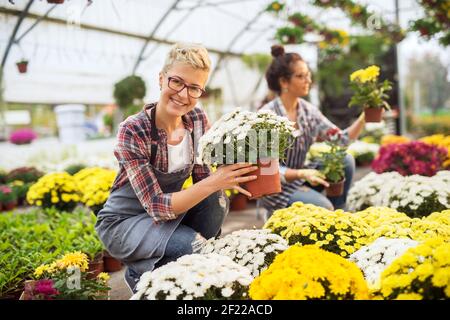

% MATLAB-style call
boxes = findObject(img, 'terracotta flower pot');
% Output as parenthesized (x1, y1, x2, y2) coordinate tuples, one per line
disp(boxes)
(88, 252, 104, 279)
(103, 251, 122, 272)
(364, 107, 383, 123)
(325, 179, 345, 197)
(242, 158, 281, 200)
(16, 61, 28, 73)
(230, 193, 248, 211)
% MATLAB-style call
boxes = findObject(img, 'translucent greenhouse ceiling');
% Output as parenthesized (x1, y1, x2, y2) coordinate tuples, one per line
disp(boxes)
(0, 0, 448, 110)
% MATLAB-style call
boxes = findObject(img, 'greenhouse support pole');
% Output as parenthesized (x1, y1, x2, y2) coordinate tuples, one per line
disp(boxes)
(395, 0, 406, 135)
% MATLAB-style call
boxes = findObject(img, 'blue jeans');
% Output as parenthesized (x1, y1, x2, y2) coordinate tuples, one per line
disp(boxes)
(154, 195, 224, 268)
(287, 153, 355, 210)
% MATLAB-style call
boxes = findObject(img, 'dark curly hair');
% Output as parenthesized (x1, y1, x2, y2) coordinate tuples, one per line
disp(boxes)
(265, 45, 304, 94)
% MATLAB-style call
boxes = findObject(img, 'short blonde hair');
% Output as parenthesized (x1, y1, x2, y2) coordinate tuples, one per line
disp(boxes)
(162, 42, 211, 73)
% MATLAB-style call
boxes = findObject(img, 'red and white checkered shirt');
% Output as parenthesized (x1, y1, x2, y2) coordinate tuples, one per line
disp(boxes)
(111, 103, 211, 222)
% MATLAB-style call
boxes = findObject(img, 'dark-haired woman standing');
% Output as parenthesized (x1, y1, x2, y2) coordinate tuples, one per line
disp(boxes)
(259, 45, 366, 216)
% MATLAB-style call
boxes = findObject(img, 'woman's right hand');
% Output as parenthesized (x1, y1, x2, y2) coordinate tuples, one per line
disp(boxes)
(297, 169, 329, 187)
(205, 163, 258, 197)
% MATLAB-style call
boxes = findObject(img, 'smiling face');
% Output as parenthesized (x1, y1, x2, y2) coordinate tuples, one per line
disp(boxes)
(280, 60, 312, 97)
(159, 62, 209, 117)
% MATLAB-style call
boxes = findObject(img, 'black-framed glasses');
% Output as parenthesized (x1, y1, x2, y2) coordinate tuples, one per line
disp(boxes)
(167, 76, 205, 98)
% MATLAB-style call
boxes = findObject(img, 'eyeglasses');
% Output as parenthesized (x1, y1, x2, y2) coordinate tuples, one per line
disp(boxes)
(292, 72, 312, 81)
(167, 76, 205, 99)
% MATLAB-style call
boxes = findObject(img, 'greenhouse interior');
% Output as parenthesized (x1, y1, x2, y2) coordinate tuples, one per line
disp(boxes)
(0, 0, 449, 303)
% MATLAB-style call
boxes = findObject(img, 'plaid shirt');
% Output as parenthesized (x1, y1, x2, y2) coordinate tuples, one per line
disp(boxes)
(111, 103, 211, 222)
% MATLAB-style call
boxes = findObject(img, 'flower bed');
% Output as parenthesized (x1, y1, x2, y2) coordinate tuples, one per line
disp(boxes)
(348, 171, 450, 217)
(131, 253, 253, 300)
(201, 229, 288, 277)
(26, 252, 110, 300)
(378, 238, 450, 300)
(74, 167, 116, 214)
(9, 128, 37, 145)
(26, 172, 81, 212)
(349, 237, 419, 289)
(264, 202, 373, 257)
(249, 245, 369, 300)
(372, 141, 447, 176)
(0, 207, 103, 298)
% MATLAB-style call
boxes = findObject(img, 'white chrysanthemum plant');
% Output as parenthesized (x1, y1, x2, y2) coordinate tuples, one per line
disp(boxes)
(197, 108, 297, 199)
(130, 253, 253, 300)
(347, 171, 450, 217)
(372, 171, 450, 218)
(201, 229, 289, 278)
(347, 172, 402, 211)
(349, 237, 419, 289)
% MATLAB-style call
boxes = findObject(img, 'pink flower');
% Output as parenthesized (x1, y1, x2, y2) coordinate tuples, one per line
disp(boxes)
(372, 141, 446, 176)
(34, 279, 59, 299)
(9, 128, 37, 145)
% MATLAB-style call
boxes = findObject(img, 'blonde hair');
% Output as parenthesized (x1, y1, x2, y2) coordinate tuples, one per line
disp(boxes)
(162, 42, 211, 73)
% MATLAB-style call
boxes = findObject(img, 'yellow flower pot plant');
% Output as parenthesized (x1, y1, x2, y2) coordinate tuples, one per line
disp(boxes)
(349, 65, 392, 123)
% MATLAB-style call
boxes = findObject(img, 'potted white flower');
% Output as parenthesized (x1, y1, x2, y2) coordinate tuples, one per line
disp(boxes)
(197, 108, 296, 199)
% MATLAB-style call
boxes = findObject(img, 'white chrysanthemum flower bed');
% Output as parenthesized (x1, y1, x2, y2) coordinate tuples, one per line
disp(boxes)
(130, 253, 253, 300)
(348, 171, 450, 217)
(347, 172, 402, 211)
(201, 229, 289, 277)
(349, 237, 419, 289)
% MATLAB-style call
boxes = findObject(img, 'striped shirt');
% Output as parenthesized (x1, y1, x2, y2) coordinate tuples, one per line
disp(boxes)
(259, 97, 350, 212)
(111, 103, 211, 222)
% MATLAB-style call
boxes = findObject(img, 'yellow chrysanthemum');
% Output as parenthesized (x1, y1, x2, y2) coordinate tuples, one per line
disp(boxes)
(55, 251, 89, 272)
(381, 134, 411, 146)
(379, 238, 450, 300)
(97, 272, 110, 283)
(249, 245, 369, 300)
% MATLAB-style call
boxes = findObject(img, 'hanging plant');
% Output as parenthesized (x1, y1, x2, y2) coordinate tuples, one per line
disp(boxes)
(411, 0, 450, 46)
(16, 59, 28, 74)
(265, 1, 285, 13)
(113, 75, 146, 110)
(275, 27, 304, 45)
(288, 13, 318, 32)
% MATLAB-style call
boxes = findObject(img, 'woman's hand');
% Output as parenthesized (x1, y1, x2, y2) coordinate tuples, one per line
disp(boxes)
(204, 163, 258, 197)
(297, 169, 329, 187)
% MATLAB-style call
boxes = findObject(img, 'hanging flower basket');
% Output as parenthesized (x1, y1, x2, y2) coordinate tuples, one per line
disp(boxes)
(16, 60, 28, 74)
(47, 0, 65, 4)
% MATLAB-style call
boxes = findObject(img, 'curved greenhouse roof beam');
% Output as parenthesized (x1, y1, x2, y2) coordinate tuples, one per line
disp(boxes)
(0, 6, 242, 58)
(209, 8, 266, 83)
(131, 0, 182, 75)
(140, 0, 208, 64)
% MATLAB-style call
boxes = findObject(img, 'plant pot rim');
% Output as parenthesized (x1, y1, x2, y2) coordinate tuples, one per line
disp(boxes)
(327, 178, 345, 185)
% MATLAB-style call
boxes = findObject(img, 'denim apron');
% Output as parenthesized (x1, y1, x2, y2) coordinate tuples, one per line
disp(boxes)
(95, 119, 229, 274)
